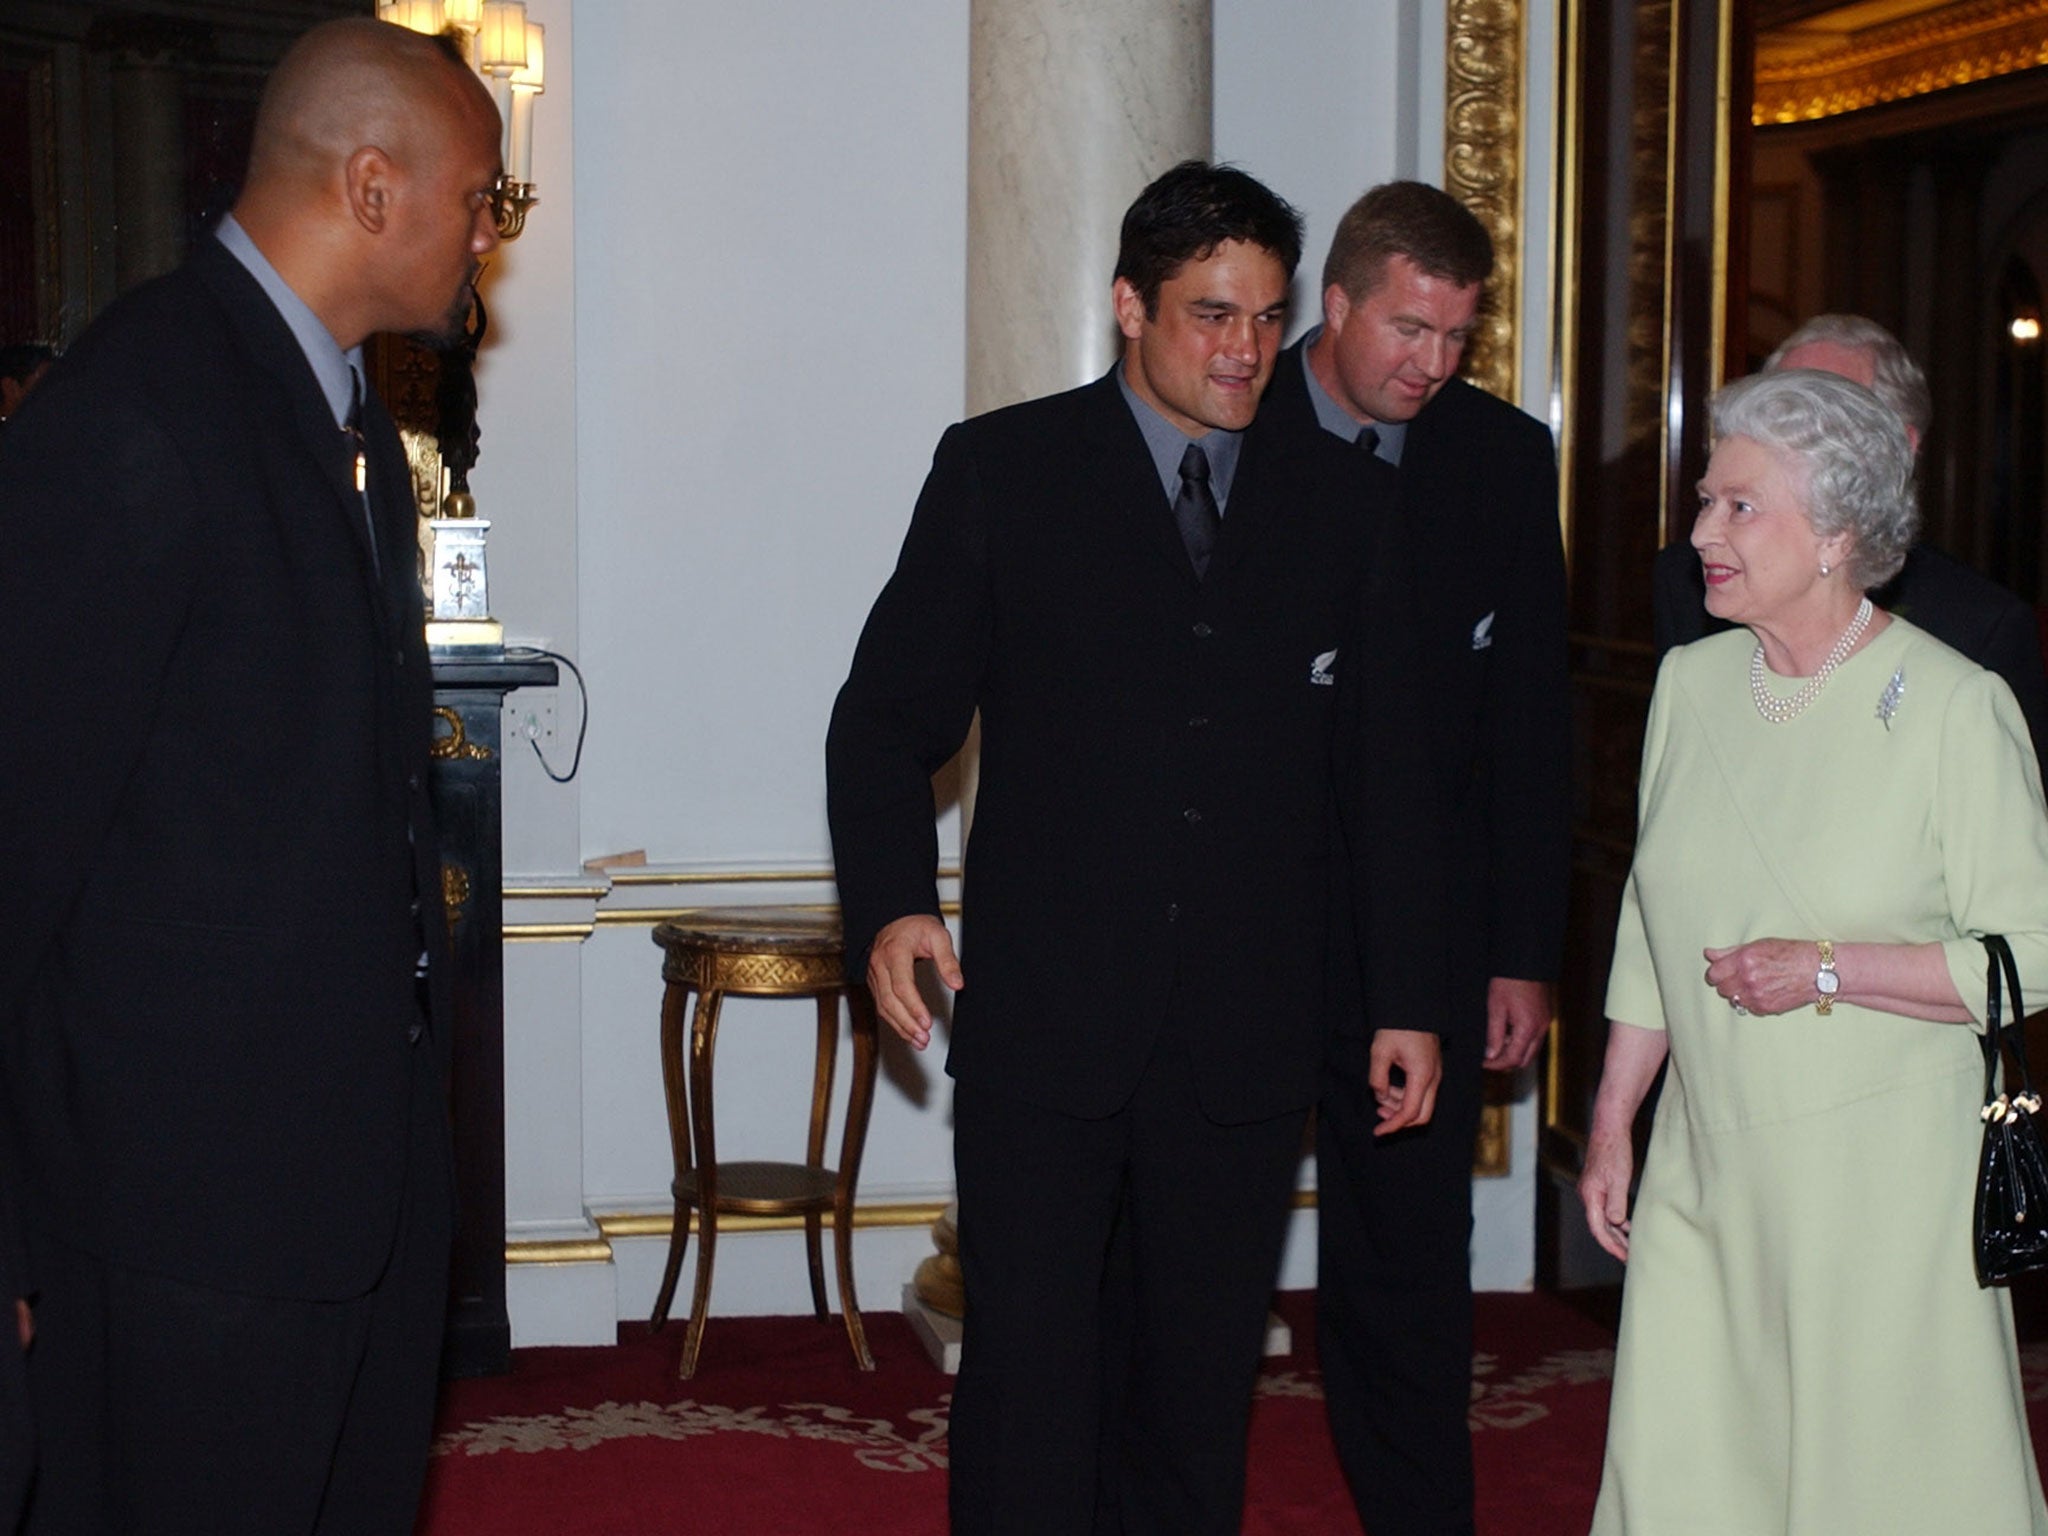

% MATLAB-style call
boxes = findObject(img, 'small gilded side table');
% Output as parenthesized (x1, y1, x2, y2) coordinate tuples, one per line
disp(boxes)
(648, 907, 879, 1377)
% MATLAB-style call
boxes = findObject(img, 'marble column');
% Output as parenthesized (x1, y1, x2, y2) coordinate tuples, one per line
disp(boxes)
(966, 0, 1212, 415)
(909, 0, 1213, 1363)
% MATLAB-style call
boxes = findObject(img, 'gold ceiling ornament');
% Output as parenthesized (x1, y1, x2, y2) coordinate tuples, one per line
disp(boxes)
(1445, 0, 1526, 402)
(1754, 0, 2048, 124)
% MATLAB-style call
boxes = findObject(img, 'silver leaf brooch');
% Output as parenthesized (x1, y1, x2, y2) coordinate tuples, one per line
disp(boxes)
(1876, 665, 1906, 729)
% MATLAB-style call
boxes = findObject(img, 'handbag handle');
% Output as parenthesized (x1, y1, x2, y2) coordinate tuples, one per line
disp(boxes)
(1982, 935, 2040, 1120)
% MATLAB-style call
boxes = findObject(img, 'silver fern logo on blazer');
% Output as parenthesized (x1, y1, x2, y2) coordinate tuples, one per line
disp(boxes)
(1310, 649, 1337, 686)
(1471, 612, 1495, 650)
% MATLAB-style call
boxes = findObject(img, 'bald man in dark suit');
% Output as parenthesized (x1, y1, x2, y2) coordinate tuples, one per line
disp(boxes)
(0, 19, 506, 1531)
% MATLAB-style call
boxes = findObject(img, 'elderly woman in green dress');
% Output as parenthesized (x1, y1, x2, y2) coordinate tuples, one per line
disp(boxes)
(1580, 368, 2048, 1535)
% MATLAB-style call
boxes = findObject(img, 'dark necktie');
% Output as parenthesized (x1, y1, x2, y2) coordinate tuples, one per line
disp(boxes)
(1355, 425, 1382, 459)
(343, 366, 382, 579)
(1173, 441, 1220, 579)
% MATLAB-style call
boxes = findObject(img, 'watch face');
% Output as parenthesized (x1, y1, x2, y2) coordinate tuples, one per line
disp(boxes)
(1817, 970, 1841, 995)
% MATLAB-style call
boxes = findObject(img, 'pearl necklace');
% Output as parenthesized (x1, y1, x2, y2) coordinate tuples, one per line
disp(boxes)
(1750, 596, 1874, 724)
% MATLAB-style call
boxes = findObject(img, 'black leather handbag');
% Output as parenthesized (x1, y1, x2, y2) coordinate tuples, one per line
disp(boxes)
(1974, 934, 2048, 1286)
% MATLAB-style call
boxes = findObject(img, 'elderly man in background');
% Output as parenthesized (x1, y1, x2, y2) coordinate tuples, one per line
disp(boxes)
(0, 18, 502, 1531)
(1651, 312, 2048, 770)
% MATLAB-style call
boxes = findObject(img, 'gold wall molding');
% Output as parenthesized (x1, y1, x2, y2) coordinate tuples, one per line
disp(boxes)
(1640, 0, 1680, 534)
(504, 922, 595, 943)
(505, 1239, 613, 1266)
(1755, 0, 2048, 124)
(1445, 0, 1527, 401)
(603, 864, 960, 888)
(608, 866, 838, 887)
(505, 1201, 957, 1266)
(504, 879, 609, 902)
(498, 864, 964, 938)
(1448, 0, 1531, 1179)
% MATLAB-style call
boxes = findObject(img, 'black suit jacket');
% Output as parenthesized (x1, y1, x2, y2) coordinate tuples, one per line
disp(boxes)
(1263, 346, 1573, 1024)
(0, 237, 448, 1301)
(1652, 537, 2048, 771)
(826, 371, 1443, 1124)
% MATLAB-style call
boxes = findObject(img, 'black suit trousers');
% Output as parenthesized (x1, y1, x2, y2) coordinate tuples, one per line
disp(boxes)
(949, 1040, 1307, 1536)
(1316, 1012, 1487, 1536)
(22, 1052, 451, 1536)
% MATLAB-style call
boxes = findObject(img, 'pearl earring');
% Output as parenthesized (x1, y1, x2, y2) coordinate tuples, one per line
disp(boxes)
(1819, 561, 1831, 577)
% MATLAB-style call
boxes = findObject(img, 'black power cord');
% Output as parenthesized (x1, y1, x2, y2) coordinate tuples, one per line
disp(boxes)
(504, 645, 587, 783)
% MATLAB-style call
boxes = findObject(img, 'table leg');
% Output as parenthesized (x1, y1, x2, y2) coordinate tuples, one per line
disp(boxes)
(679, 985, 725, 1378)
(649, 981, 695, 1331)
(835, 986, 879, 1370)
(803, 992, 839, 1322)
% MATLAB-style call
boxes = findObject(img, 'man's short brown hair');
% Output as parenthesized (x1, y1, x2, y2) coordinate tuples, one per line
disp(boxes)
(1321, 181, 1494, 301)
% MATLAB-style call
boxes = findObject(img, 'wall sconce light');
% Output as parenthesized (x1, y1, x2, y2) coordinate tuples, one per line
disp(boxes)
(378, 0, 544, 240)
(2012, 316, 2042, 344)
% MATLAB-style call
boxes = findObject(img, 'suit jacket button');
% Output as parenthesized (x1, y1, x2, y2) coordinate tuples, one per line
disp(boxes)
(1188, 715, 1210, 729)
(1166, 902, 1180, 922)
(1192, 621, 1213, 639)
(1183, 807, 1203, 824)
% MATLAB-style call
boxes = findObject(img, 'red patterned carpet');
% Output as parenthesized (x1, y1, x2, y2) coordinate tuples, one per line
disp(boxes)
(410, 1289, 2048, 1533)
(416, 1291, 1619, 1535)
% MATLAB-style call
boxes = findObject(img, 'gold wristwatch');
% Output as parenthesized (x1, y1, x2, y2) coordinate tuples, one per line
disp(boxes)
(1814, 939, 1839, 1015)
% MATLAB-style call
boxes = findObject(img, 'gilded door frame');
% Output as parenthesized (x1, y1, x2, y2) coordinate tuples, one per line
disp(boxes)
(1537, 0, 1739, 1189)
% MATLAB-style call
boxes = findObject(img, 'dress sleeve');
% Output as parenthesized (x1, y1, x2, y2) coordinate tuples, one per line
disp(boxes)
(1935, 667, 2048, 1017)
(1603, 659, 1676, 1031)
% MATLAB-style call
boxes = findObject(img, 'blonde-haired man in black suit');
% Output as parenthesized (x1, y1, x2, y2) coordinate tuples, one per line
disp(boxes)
(1262, 180, 1573, 1536)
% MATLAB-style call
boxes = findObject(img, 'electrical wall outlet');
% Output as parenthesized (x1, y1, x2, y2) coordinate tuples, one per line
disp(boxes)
(504, 692, 557, 745)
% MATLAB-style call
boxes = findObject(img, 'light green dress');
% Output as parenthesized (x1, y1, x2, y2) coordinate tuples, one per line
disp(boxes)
(1592, 617, 2048, 1536)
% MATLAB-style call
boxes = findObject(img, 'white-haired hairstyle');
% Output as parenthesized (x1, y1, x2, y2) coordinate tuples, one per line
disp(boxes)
(1710, 368, 1918, 591)
(1764, 313, 1932, 443)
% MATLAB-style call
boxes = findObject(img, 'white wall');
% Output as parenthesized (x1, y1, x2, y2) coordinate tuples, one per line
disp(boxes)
(479, 0, 1555, 1344)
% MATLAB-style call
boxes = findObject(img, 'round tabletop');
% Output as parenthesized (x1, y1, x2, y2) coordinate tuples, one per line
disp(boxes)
(651, 905, 847, 960)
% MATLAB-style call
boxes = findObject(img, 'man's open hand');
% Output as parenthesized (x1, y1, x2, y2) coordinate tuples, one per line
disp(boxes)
(866, 913, 963, 1051)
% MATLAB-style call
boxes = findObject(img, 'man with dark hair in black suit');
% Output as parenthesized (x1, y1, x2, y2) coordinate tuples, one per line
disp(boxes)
(1650, 313, 2048, 772)
(828, 160, 1446, 1535)
(0, 17, 503, 1531)
(1261, 180, 1573, 1536)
